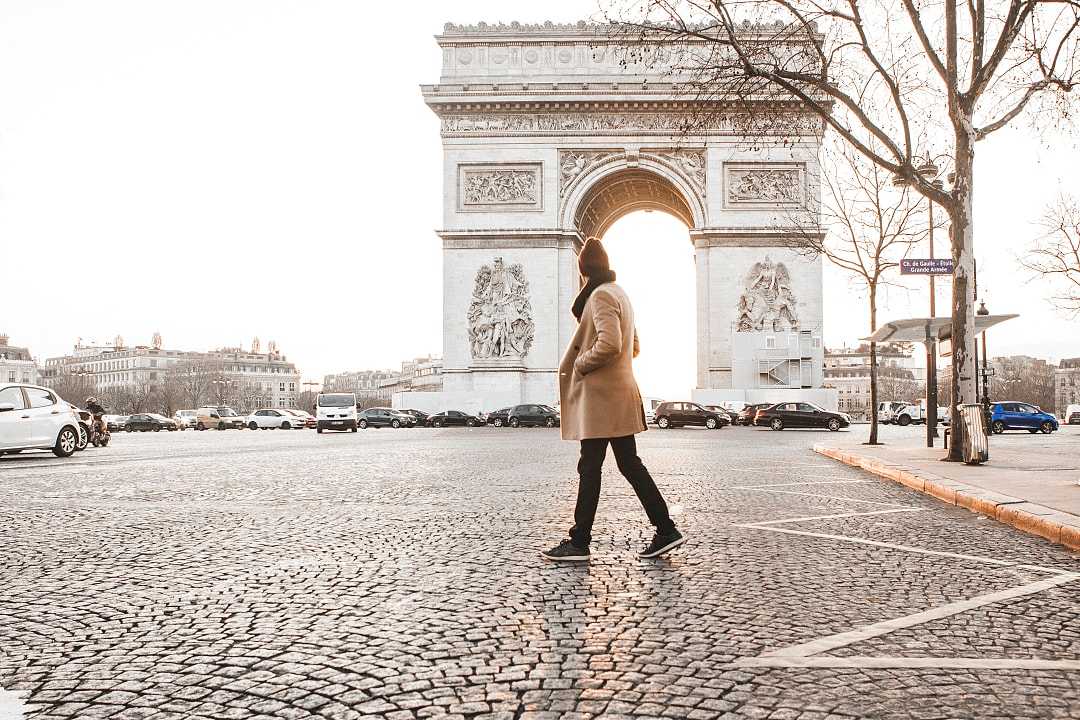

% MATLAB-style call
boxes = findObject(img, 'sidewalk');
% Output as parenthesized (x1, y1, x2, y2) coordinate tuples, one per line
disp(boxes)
(814, 426, 1080, 551)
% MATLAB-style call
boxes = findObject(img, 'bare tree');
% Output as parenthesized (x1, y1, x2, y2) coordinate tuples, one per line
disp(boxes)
(608, 0, 1080, 459)
(45, 370, 97, 406)
(174, 359, 217, 409)
(791, 141, 926, 443)
(1021, 192, 1080, 316)
(991, 357, 1057, 410)
(155, 370, 185, 417)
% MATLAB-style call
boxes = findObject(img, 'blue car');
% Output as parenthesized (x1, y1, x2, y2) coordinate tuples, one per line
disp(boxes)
(989, 402, 1058, 434)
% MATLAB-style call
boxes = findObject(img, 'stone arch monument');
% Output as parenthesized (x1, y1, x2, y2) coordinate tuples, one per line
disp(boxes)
(417, 21, 830, 411)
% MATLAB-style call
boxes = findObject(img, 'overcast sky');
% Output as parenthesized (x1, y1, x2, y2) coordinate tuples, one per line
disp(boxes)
(2, 1, 1078, 399)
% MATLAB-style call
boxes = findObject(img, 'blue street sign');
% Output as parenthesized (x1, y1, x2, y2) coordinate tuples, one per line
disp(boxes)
(901, 258, 954, 275)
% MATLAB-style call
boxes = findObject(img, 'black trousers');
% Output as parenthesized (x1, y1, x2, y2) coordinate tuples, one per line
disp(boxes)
(570, 435, 676, 547)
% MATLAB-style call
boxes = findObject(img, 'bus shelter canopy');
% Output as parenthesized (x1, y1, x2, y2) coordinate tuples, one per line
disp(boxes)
(863, 314, 1019, 344)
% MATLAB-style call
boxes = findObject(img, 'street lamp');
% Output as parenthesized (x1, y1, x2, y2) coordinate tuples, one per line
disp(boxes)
(897, 155, 951, 447)
(976, 300, 990, 405)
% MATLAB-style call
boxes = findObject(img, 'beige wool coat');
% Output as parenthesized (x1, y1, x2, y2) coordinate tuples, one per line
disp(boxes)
(558, 282, 647, 441)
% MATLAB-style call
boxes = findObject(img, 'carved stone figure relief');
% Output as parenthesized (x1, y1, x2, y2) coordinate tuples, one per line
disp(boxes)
(643, 149, 707, 194)
(558, 150, 618, 196)
(459, 165, 541, 210)
(442, 112, 821, 137)
(726, 165, 804, 206)
(468, 258, 535, 361)
(736, 256, 800, 332)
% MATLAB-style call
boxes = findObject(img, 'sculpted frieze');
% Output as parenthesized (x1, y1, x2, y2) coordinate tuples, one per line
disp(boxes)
(726, 164, 804, 206)
(442, 112, 820, 137)
(458, 164, 541, 210)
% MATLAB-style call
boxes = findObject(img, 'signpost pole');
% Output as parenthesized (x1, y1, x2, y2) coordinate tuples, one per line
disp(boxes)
(926, 200, 938, 446)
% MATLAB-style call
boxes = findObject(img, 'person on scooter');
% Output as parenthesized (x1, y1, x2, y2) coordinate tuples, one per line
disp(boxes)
(85, 396, 108, 437)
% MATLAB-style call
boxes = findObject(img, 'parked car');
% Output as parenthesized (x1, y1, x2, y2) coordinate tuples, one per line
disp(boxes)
(357, 407, 413, 429)
(398, 409, 429, 427)
(126, 413, 179, 432)
(316, 393, 358, 433)
(195, 406, 244, 430)
(0, 384, 82, 457)
(173, 409, 197, 429)
(755, 402, 850, 431)
(654, 401, 726, 430)
(427, 410, 482, 428)
(102, 414, 128, 432)
(1064, 403, 1080, 425)
(485, 407, 512, 427)
(247, 408, 301, 430)
(507, 404, 560, 428)
(738, 403, 773, 426)
(284, 409, 316, 428)
(989, 402, 1058, 434)
(704, 405, 738, 425)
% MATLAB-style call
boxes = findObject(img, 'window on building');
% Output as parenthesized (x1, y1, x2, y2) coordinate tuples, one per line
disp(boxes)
(7, 371, 14, 383)
(765, 337, 776, 349)
(279, 382, 285, 392)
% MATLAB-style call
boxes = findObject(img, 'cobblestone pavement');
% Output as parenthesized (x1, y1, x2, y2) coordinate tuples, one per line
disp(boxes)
(1, 425, 1078, 719)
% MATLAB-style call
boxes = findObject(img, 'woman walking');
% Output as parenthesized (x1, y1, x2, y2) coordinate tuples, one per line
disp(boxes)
(542, 237, 685, 562)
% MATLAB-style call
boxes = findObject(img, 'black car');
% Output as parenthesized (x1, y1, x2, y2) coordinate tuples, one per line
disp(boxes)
(738, 403, 773, 426)
(427, 410, 482, 428)
(507, 404, 560, 428)
(654, 401, 725, 429)
(125, 413, 179, 432)
(754, 402, 850, 431)
(704, 405, 736, 426)
(485, 407, 513, 427)
(358, 407, 410, 429)
(399, 409, 429, 427)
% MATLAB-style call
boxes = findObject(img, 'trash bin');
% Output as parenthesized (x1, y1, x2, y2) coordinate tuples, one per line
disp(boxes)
(959, 403, 989, 465)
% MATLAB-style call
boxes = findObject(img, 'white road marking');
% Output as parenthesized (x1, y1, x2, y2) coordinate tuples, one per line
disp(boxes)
(735, 655, 1080, 670)
(757, 573, 1080, 658)
(729, 480, 874, 489)
(732, 480, 1080, 673)
(0, 689, 29, 720)
(742, 488, 909, 507)
(741, 507, 923, 527)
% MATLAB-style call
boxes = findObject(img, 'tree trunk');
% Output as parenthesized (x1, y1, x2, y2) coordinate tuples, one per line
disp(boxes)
(868, 284, 880, 444)
(947, 120, 979, 461)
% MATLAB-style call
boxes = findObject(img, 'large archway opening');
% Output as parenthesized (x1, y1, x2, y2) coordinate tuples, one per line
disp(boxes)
(571, 167, 699, 402)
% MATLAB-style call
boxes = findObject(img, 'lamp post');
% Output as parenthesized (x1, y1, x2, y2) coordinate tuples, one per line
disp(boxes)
(909, 156, 950, 447)
(977, 300, 990, 405)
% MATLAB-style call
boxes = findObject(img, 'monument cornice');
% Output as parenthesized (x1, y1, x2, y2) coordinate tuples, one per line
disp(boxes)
(438, 228, 579, 249)
(691, 227, 825, 248)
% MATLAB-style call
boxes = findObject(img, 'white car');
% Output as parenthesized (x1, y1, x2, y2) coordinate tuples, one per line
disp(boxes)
(173, 409, 197, 429)
(246, 408, 303, 430)
(0, 384, 83, 458)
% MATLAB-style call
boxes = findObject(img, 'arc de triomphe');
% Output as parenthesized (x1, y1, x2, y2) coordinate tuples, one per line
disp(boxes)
(415, 21, 831, 412)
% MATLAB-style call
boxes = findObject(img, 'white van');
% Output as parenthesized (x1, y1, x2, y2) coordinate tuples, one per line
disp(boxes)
(316, 392, 358, 433)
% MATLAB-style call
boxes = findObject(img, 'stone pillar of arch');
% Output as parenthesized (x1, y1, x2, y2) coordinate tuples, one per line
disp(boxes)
(416, 21, 830, 412)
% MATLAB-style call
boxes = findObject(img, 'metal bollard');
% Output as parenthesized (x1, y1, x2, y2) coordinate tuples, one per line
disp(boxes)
(960, 403, 989, 465)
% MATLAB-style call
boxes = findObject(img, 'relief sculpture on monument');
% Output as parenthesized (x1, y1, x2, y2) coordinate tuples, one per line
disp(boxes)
(736, 257, 800, 332)
(468, 258, 535, 362)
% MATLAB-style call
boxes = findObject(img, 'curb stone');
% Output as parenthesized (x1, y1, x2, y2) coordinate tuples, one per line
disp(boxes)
(813, 444, 1080, 552)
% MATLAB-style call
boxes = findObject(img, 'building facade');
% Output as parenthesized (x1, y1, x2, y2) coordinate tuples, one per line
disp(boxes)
(1057, 358, 1080, 421)
(323, 370, 399, 400)
(0, 334, 39, 386)
(417, 22, 826, 412)
(824, 344, 923, 419)
(42, 339, 300, 410)
(326, 357, 445, 404)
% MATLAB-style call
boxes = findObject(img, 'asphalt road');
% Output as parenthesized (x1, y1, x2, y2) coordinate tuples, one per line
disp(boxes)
(1, 424, 1078, 719)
